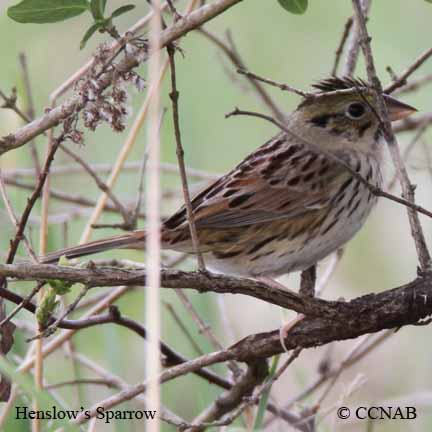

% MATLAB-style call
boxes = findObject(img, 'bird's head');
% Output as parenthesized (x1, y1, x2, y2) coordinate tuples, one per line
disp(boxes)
(292, 77, 417, 153)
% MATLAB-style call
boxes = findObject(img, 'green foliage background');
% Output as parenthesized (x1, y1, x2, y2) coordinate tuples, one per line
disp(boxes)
(1, 0, 432, 430)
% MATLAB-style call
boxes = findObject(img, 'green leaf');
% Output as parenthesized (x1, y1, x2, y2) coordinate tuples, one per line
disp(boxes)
(253, 355, 281, 430)
(58, 255, 72, 266)
(7, 0, 90, 24)
(47, 279, 74, 295)
(110, 4, 135, 18)
(90, 0, 106, 20)
(277, 0, 308, 14)
(80, 21, 103, 49)
(36, 289, 58, 328)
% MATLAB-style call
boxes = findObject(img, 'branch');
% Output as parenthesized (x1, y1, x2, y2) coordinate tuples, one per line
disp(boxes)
(225, 108, 432, 221)
(2, 263, 432, 336)
(392, 74, 432, 95)
(0, 263, 317, 315)
(3, 261, 431, 425)
(167, 44, 206, 270)
(236, 68, 310, 98)
(0, 0, 245, 156)
(331, 16, 353, 75)
(198, 28, 284, 120)
(4, 135, 63, 264)
(68, 270, 432, 425)
(341, 0, 371, 76)
(189, 360, 268, 431)
(384, 46, 432, 94)
(59, 144, 134, 229)
(2, 177, 146, 219)
(352, 0, 431, 269)
(393, 113, 432, 133)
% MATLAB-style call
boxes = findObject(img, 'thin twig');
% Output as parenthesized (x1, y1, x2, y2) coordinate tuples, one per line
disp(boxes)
(167, 44, 206, 271)
(48, 3, 171, 102)
(59, 143, 134, 229)
(17, 286, 130, 374)
(189, 359, 268, 431)
(384, 46, 432, 94)
(226, 107, 432, 222)
(315, 249, 344, 298)
(67, 352, 191, 429)
(79, 59, 170, 244)
(2, 161, 220, 181)
(393, 73, 432, 95)
(173, 289, 236, 369)
(387, 123, 430, 190)
(0, 0, 244, 156)
(132, 151, 148, 227)
(3, 135, 63, 264)
(0, 88, 32, 123)
(315, 334, 370, 406)
(2, 177, 146, 219)
(45, 378, 116, 390)
(237, 68, 310, 98)
(393, 112, 432, 134)
(342, 0, 371, 76)
(166, 0, 182, 20)
(19, 52, 41, 176)
(163, 301, 204, 356)
(29, 285, 91, 341)
(266, 330, 393, 426)
(352, 0, 431, 269)
(0, 170, 38, 262)
(199, 349, 303, 430)
(0, 282, 44, 328)
(331, 16, 353, 75)
(342, 0, 371, 77)
(198, 28, 284, 120)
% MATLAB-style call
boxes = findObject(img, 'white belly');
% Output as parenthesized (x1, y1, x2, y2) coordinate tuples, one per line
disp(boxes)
(204, 179, 378, 278)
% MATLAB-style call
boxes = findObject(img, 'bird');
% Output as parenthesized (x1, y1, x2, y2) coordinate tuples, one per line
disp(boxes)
(42, 77, 416, 290)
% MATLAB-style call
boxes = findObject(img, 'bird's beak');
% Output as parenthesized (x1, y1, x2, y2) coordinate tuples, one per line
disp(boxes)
(383, 94, 417, 121)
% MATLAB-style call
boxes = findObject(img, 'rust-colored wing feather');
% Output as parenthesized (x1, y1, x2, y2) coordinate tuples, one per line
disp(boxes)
(163, 134, 350, 233)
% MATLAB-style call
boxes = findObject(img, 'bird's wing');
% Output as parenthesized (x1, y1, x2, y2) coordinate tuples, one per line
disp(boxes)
(163, 134, 352, 230)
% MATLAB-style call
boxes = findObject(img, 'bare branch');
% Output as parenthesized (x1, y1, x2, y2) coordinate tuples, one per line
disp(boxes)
(352, 0, 431, 269)
(0, 0, 245, 156)
(198, 28, 284, 120)
(393, 113, 432, 133)
(167, 45, 206, 270)
(393, 74, 432, 95)
(226, 107, 432, 222)
(237, 68, 311, 98)
(342, 0, 371, 77)
(189, 360, 268, 431)
(384, 46, 432, 94)
(59, 144, 134, 229)
(331, 17, 353, 75)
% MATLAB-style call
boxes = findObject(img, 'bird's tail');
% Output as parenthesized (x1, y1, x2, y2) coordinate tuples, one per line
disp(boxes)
(41, 231, 145, 264)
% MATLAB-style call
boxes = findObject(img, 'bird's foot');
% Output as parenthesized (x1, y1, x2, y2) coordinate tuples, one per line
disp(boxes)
(279, 313, 305, 352)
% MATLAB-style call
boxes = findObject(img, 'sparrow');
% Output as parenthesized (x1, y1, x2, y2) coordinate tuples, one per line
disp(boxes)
(42, 77, 416, 288)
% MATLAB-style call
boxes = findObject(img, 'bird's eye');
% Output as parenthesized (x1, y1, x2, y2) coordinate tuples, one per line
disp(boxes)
(345, 102, 366, 120)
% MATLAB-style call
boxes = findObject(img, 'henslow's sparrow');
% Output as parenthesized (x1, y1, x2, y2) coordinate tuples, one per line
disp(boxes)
(43, 78, 416, 284)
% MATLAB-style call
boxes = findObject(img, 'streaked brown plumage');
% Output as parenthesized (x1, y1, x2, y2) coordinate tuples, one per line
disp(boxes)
(42, 78, 417, 278)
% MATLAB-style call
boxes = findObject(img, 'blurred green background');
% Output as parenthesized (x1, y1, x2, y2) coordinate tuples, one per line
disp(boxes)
(1, 0, 432, 430)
